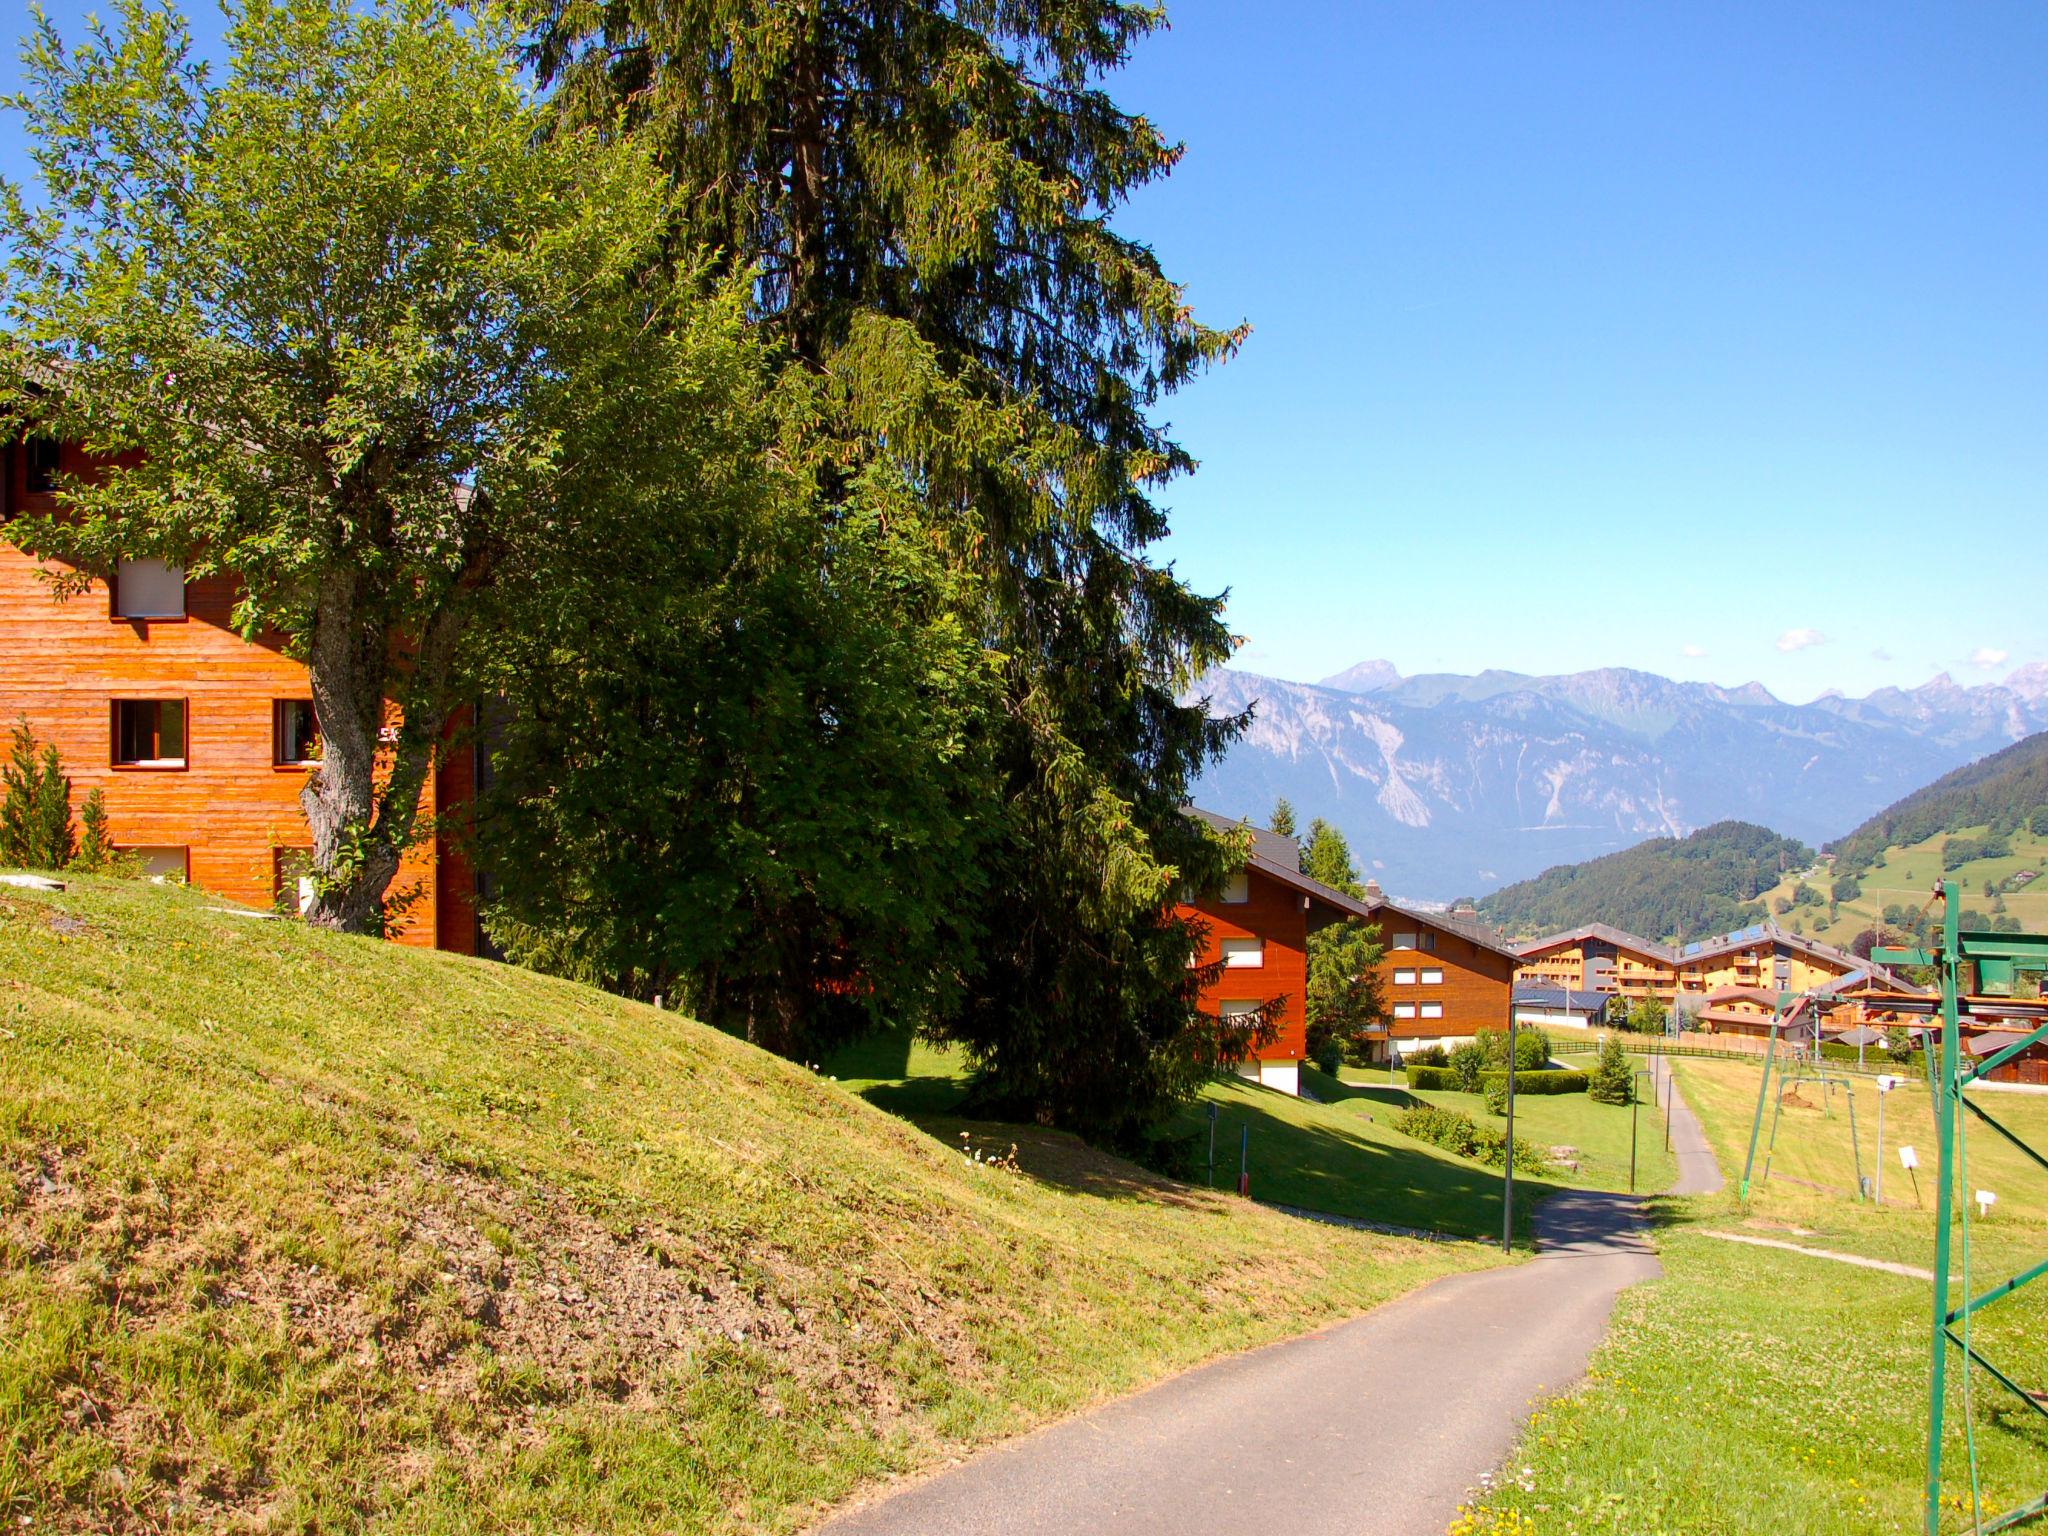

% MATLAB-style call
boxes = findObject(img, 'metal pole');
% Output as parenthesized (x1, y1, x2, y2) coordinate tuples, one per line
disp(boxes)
(1503, 1004, 1517, 1254)
(1924, 883, 1961, 1536)
(1207, 1102, 1218, 1189)
(1238, 1123, 1250, 1198)
(1663, 1048, 1673, 1153)
(1741, 1003, 1786, 1202)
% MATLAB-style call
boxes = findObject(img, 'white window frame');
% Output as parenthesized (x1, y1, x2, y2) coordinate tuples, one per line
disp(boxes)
(1220, 937, 1264, 969)
(1393, 968, 1417, 985)
(1419, 1001, 1444, 1019)
(1392, 1003, 1418, 1020)
(1391, 931, 1417, 950)
(1420, 968, 1444, 985)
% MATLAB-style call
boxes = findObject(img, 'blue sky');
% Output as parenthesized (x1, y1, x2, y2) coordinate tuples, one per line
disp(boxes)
(5, 2, 2045, 703)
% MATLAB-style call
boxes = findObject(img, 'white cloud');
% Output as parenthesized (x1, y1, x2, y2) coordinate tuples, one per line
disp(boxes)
(1776, 628, 1826, 654)
(1971, 646, 2010, 670)
(1681, 643, 1708, 659)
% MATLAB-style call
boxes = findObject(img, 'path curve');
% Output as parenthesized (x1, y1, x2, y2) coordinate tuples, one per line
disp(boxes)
(814, 1074, 1720, 1536)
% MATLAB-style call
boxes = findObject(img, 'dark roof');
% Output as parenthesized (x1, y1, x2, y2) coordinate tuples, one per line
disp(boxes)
(1187, 807, 1302, 873)
(1369, 896, 1522, 962)
(1512, 985, 1610, 1013)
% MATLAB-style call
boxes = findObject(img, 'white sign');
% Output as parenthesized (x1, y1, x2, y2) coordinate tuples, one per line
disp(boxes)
(1877, 1075, 1900, 1093)
(1977, 1190, 1997, 1215)
(1898, 1146, 1919, 1170)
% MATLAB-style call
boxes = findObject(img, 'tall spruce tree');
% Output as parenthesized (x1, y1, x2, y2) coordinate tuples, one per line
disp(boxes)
(526, 0, 1248, 1138)
(1298, 817, 1386, 1067)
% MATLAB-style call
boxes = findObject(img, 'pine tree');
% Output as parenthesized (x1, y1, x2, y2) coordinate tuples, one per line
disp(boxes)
(75, 789, 112, 873)
(0, 718, 41, 867)
(1271, 799, 1298, 840)
(1589, 1034, 1634, 1105)
(530, 0, 1246, 1139)
(1301, 819, 1364, 897)
(29, 743, 75, 870)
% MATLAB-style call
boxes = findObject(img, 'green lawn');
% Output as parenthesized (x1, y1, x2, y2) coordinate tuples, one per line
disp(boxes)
(827, 1035, 1681, 1243)
(1462, 1053, 2048, 1535)
(1, 874, 1497, 1534)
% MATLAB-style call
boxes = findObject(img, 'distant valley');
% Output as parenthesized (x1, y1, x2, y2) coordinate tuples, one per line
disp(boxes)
(1189, 660, 2048, 900)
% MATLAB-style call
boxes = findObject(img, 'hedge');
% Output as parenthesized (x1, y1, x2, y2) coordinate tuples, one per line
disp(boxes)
(1405, 1064, 1457, 1091)
(1406, 1065, 1588, 1095)
(1393, 1103, 1549, 1173)
(1480, 1068, 1588, 1096)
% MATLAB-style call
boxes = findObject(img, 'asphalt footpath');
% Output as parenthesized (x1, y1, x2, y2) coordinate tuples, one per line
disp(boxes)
(816, 1067, 1723, 1536)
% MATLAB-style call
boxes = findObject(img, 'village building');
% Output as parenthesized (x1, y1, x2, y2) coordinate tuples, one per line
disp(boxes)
(1510, 984, 1612, 1033)
(0, 430, 482, 951)
(1359, 882, 1520, 1063)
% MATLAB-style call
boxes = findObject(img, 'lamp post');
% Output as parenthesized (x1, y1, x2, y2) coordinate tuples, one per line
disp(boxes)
(1630, 1068, 1657, 1193)
(1874, 1074, 1899, 1204)
(1502, 999, 1518, 1254)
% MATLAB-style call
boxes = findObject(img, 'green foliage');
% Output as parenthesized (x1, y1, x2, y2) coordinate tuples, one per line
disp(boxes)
(1448, 1040, 1486, 1093)
(1622, 996, 1669, 1034)
(1270, 799, 1298, 840)
(1393, 1104, 1548, 1172)
(1405, 1064, 1457, 1091)
(1588, 1034, 1634, 1105)
(1300, 819, 1364, 896)
(3, 0, 747, 935)
(1480, 1069, 1589, 1096)
(1481, 821, 1811, 941)
(0, 718, 75, 871)
(2032, 806, 2048, 837)
(1406, 1044, 1451, 1068)
(1943, 833, 2011, 871)
(1832, 872, 1863, 903)
(1475, 1025, 1551, 1072)
(1312, 1040, 1343, 1078)
(1830, 731, 2048, 876)
(74, 789, 112, 874)
(1483, 1078, 1508, 1117)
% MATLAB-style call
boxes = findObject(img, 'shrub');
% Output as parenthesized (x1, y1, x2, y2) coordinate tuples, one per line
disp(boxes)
(1394, 1103, 1547, 1172)
(1480, 1068, 1589, 1096)
(1406, 1044, 1449, 1068)
(1448, 1040, 1486, 1093)
(1404, 1065, 1457, 1091)
(0, 717, 76, 871)
(1475, 1025, 1550, 1072)
(74, 789, 112, 873)
(2031, 806, 2048, 837)
(1483, 1079, 1507, 1117)
(1313, 1040, 1343, 1078)
(1588, 1034, 1633, 1105)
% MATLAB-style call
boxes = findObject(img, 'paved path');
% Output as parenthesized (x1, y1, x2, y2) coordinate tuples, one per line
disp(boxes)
(815, 1075, 1720, 1536)
(1648, 1053, 1725, 1196)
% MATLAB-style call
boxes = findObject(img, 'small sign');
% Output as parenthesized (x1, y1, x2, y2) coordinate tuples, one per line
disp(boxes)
(1976, 1190, 1997, 1215)
(1876, 1075, 1900, 1093)
(1899, 1146, 1919, 1170)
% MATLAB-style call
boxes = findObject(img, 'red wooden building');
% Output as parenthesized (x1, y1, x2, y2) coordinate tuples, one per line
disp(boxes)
(0, 431, 481, 951)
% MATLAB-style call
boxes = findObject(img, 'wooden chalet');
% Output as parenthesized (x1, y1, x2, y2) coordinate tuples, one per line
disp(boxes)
(0, 431, 482, 950)
(1360, 886, 1520, 1063)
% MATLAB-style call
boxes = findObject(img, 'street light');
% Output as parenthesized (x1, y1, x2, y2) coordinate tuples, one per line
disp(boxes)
(1874, 1073, 1899, 1204)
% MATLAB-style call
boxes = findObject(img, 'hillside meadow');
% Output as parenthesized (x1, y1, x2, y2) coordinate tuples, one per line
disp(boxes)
(0, 875, 1496, 1534)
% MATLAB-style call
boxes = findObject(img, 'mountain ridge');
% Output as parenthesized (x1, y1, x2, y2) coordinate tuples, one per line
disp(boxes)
(1191, 659, 2048, 900)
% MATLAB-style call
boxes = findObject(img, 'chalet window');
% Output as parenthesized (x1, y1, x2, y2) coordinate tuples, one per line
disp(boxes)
(1391, 931, 1417, 950)
(112, 699, 186, 768)
(1421, 968, 1444, 985)
(1220, 937, 1263, 969)
(24, 436, 60, 495)
(274, 700, 319, 765)
(1393, 969, 1417, 985)
(1218, 870, 1250, 904)
(117, 846, 188, 881)
(1419, 1002, 1444, 1019)
(1393, 1003, 1418, 1020)
(112, 557, 186, 619)
(1419, 931, 1437, 951)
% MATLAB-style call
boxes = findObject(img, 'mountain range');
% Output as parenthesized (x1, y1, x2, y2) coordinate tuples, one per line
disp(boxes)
(1188, 660, 2048, 901)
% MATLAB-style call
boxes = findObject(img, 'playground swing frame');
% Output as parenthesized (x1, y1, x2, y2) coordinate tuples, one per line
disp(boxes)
(1758, 1069, 1866, 1198)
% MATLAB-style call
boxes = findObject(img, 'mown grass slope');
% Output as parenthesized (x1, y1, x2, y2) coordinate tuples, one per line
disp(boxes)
(0, 876, 1492, 1534)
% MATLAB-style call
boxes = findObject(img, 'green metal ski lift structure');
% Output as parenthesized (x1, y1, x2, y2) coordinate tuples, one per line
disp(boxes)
(1739, 995, 1866, 1202)
(1873, 881, 2048, 1535)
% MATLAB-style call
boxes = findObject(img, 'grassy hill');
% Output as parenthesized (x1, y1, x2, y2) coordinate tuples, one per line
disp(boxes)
(0, 875, 1491, 1534)
(1478, 821, 1812, 942)
(1829, 730, 2048, 876)
(1757, 821, 2048, 949)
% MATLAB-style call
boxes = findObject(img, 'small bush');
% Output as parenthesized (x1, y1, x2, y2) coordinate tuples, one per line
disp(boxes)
(1483, 1079, 1507, 1117)
(1480, 1068, 1588, 1096)
(1405, 1065, 1457, 1091)
(1394, 1103, 1547, 1172)
(1588, 1035, 1633, 1105)
(1313, 1040, 1343, 1078)
(1406, 1044, 1450, 1068)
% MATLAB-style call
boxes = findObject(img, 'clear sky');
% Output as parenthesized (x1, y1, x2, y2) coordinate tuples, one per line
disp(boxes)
(4, 2, 2045, 703)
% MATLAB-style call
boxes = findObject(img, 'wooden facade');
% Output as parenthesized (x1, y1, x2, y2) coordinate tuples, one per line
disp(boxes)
(0, 436, 477, 951)
(1365, 892, 1518, 1061)
(1516, 921, 1882, 1012)
(1180, 859, 1313, 1095)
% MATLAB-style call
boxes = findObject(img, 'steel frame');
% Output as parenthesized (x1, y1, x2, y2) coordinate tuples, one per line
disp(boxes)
(1876, 882, 2048, 1535)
